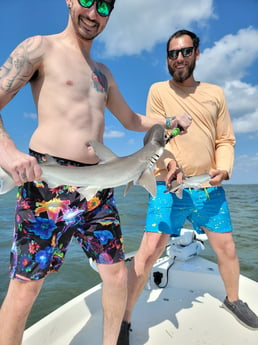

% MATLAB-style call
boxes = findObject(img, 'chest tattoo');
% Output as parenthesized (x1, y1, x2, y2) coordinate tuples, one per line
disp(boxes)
(92, 68, 108, 94)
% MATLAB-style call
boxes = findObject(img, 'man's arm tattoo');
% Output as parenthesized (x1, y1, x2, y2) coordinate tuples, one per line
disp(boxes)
(0, 36, 44, 96)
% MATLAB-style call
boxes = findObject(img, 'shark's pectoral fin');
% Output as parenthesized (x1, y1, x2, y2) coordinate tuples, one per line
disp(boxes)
(136, 168, 156, 197)
(175, 189, 183, 199)
(165, 180, 184, 199)
(124, 181, 134, 196)
(77, 186, 100, 201)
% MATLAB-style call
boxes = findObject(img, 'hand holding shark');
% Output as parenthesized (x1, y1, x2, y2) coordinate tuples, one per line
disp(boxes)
(165, 173, 211, 199)
(0, 124, 167, 200)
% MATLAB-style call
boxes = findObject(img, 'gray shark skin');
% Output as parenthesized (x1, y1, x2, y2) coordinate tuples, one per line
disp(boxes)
(0, 124, 166, 200)
(165, 173, 211, 199)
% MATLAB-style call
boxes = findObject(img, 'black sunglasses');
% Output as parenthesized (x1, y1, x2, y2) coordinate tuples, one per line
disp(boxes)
(78, 0, 114, 17)
(168, 47, 194, 60)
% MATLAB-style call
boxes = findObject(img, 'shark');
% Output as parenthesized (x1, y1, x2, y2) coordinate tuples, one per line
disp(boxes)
(0, 124, 166, 200)
(165, 173, 211, 199)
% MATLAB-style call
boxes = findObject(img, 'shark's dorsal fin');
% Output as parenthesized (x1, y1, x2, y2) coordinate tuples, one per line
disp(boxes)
(78, 186, 100, 201)
(89, 140, 117, 162)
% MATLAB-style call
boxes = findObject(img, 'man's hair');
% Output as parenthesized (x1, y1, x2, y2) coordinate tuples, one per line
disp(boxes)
(166, 29, 200, 56)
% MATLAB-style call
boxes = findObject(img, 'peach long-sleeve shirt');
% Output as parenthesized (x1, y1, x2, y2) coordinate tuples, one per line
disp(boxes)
(146, 81, 236, 183)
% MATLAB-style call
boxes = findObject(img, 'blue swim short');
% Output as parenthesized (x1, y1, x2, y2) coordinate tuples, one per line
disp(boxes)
(145, 182, 233, 235)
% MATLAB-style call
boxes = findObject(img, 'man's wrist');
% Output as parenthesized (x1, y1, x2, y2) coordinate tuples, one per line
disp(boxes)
(165, 116, 176, 129)
(167, 159, 176, 170)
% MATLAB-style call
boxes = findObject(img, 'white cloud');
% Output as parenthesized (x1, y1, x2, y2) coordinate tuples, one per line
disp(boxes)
(99, 0, 214, 56)
(234, 152, 258, 175)
(194, 27, 258, 134)
(233, 111, 258, 133)
(195, 27, 258, 83)
(23, 112, 37, 120)
(127, 138, 136, 145)
(224, 81, 258, 133)
(224, 81, 257, 115)
(104, 129, 125, 138)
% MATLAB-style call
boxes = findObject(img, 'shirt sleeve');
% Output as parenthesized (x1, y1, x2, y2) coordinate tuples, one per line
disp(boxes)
(146, 84, 166, 119)
(215, 88, 236, 177)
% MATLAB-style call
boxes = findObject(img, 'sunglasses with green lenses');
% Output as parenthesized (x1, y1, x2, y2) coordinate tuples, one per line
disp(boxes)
(78, 0, 114, 17)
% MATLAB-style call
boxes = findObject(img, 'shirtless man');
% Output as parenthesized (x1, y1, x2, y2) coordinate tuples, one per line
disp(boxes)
(0, 2, 191, 345)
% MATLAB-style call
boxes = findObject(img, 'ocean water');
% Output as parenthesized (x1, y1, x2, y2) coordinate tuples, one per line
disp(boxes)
(0, 184, 257, 328)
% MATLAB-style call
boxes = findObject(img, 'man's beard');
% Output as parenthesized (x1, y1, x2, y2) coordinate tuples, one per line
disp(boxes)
(70, 11, 101, 42)
(77, 18, 100, 41)
(168, 60, 196, 83)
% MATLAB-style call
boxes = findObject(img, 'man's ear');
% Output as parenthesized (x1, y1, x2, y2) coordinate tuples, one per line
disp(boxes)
(195, 48, 200, 60)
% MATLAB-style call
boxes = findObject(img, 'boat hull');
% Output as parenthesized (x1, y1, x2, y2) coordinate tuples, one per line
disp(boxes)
(22, 255, 258, 345)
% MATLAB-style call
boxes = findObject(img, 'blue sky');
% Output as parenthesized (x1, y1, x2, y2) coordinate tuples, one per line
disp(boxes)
(1, 0, 258, 184)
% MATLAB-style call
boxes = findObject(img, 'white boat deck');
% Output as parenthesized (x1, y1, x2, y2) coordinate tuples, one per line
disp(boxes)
(131, 257, 258, 344)
(23, 256, 258, 345)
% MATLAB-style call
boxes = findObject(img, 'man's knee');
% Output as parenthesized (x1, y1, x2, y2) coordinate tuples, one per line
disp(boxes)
(3, 278, 44, 316)
(142, 232, 169, 257)
(133, 233, 169, 275)
(98, 261, 127, 287)
(207, 231, 237, 260)
(221, 239, 237, 259)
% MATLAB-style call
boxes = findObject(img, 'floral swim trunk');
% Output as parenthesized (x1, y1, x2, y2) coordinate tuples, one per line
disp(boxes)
(9, 150, 124, 281)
